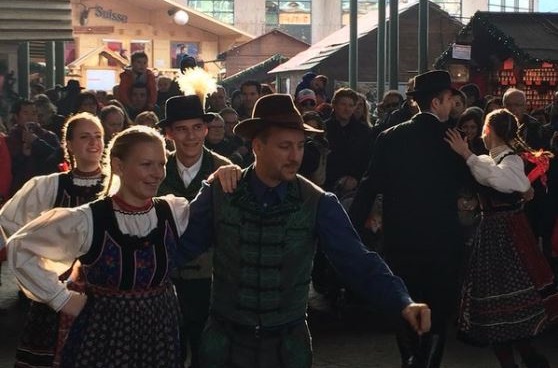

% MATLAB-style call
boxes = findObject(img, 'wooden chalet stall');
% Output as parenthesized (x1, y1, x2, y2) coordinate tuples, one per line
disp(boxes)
(435, 11, 558, 111)
(269, 1, 463, 98)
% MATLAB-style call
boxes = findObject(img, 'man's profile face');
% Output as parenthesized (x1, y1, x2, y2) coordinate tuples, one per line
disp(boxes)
(433, 90, 454, 122)
(253, 127, 305, 186)
(504, 92, 526, 119)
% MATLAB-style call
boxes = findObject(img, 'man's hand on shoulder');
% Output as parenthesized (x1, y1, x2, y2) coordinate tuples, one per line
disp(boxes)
(401, 303, 431, 335)
(208, 164, 242, 193)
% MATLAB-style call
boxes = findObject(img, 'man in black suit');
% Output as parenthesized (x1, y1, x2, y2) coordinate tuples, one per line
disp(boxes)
(349, 70, 469, 368)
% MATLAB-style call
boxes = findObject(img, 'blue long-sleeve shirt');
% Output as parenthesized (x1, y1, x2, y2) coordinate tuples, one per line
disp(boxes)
(179, 173, 413, 317)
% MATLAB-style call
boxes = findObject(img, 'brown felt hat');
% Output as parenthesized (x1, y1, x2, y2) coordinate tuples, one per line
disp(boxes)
(234, 94, 323, 140)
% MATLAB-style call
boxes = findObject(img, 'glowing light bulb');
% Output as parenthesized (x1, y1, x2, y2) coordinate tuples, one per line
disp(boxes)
(173, 10, 189, 25)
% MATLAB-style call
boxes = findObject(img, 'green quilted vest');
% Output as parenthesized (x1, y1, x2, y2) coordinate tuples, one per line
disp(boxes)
(211, 170, 323, 327)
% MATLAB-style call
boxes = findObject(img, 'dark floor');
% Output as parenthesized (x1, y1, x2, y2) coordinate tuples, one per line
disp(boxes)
(1, 264, 557, 368)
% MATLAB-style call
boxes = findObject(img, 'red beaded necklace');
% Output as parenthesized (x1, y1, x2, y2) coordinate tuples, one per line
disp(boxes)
(73, 167, 102, 178)
(112, 194, 153, 212)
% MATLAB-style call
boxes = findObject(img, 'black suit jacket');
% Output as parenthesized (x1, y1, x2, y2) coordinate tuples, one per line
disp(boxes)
(349, 112, 469, 264)
(324, 116, 373, 190)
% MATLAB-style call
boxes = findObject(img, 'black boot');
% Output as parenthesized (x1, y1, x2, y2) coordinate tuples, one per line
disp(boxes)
(396, 325, 422, 368)
(421, 334, 445, 368)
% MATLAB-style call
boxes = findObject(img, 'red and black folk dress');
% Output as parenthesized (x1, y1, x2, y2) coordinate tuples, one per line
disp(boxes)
(7, 194, 189, 368)
(458, 148, 558, 346)
(0, 169, 103, 368)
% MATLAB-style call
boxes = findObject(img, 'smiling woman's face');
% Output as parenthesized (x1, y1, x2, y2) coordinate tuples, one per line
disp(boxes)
(113, 141, 167, 204)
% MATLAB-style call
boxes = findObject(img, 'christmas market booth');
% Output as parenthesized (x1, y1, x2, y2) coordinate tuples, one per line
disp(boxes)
(434, 11, 558, 111)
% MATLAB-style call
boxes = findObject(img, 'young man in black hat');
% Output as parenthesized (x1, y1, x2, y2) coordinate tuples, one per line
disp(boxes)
(157, 95, 232, 368)
(177, 93, 431, 368)
(350, 70, 470, 368)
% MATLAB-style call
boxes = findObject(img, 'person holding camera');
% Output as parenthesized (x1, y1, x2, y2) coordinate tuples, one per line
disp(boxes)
(6, 99, 60, 197)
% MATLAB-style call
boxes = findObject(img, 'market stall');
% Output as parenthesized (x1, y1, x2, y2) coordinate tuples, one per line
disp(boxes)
(435, 11, 558, 111)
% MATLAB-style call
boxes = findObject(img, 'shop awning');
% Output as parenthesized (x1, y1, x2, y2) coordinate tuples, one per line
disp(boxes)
(435, 11, 558, 69)
(220, 54, 288, 91)
(120, 0, 254, 40)
(269, 1, 417, 74)
(0, 0, 73, 41)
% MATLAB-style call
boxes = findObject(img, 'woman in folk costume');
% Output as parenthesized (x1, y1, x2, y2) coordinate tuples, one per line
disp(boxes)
(0, 112, 105, 368)
(445, 108, 558, 368)
(6, 125, 185, 367)
(7, 125, 238, 367)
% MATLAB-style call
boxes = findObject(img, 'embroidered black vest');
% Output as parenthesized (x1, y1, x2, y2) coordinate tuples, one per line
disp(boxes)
(54, 171, 103, 208)
(79, 198, 179, 290)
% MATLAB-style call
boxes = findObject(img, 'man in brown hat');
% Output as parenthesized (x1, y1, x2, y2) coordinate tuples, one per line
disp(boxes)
(350, 70, 470, 368)
(157, 95, 232, 368)
(178, 93, 431, 368)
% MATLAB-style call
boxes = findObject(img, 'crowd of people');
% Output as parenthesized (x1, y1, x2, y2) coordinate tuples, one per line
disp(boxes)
(0, 51, 557, 368)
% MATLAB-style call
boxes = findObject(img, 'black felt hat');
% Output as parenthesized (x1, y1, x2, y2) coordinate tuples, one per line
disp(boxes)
(157, 95, 213, 127)
(406, 70, 460, 96)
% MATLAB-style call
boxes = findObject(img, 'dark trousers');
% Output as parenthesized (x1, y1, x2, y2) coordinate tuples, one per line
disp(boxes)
(388, 258, 461, 368)
(173, 277, 211, 368)
(199, 316, 312, 368)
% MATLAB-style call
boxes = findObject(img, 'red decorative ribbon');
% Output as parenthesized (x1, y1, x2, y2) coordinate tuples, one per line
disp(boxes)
(58, 161, 70, 172)
(521, 151, 550, 188)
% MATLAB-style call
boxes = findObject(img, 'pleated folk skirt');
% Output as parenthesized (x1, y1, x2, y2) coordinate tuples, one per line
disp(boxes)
(458, 210, 558, 346)
(60, 283, 181, 368)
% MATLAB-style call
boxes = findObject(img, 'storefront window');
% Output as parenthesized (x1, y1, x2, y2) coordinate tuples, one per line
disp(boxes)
(517, 0, 532, 11)
(431, 0, 462, 19)
(266, 1, 311, 25)
(266, 1, 311, 41)
(488, 0, 533, 12)
(187, 0, 234, 24)
(341, 0, 377, 26)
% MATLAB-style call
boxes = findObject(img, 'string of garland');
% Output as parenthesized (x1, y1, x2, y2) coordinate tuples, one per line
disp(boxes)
(473, 12, 529, 65)
(434, 11, 546, 69)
